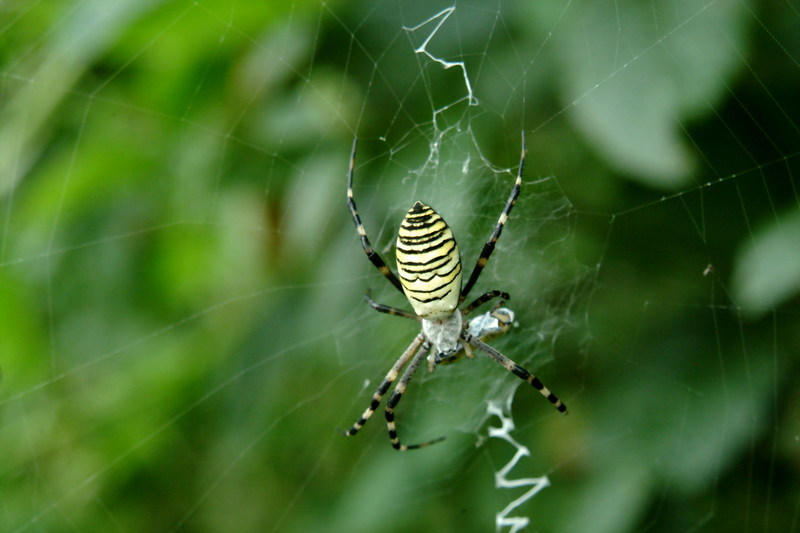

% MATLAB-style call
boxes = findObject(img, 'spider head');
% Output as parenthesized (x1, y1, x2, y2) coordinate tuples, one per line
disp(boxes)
(422, 312, 463, 356)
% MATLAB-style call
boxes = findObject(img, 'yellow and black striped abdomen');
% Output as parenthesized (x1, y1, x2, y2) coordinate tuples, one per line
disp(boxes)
(396, 201, 462, 319)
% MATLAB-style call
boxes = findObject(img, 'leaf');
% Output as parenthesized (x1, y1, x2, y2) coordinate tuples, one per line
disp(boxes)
(534, 0, 750, 187)
(732, 207, 800, 315)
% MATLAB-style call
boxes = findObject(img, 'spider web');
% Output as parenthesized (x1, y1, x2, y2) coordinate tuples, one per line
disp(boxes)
(1, 1, 798, 532)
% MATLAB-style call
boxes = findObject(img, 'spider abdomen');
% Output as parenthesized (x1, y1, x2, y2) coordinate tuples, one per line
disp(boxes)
(396, 201, 462, 318)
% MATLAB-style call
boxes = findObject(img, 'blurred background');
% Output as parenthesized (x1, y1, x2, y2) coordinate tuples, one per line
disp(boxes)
(1, 1, 798, 532)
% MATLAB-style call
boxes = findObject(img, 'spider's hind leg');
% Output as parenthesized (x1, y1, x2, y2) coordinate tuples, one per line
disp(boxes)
(462, 290, 510, 317)
(459, 131, 527, 303)
(364, 291, 419, 320)
(346, 138, 406, 295)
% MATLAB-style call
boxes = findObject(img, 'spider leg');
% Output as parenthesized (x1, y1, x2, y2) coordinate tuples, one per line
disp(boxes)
(460, 131, 527, 303)
(347, 138, 405, 294)
(385, 340, 446, 450)
(364, 291, 419, 320)
(342, 333, 425, 437)
(465, 333, 567, 414)
(462, 342, 475, 359)
(461, 290, 510, 316)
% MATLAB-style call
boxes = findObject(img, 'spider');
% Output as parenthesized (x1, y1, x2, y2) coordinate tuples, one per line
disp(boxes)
(343, 132, 567, 450)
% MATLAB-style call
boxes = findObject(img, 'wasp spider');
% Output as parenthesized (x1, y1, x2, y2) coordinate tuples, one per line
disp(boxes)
(343, 132, 567, 450)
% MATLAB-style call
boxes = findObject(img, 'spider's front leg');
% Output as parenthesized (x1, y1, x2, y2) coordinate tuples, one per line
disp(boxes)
(465, 332, 568, 414)
(384, 340, 446, 450)
(342, 334, 425, 437)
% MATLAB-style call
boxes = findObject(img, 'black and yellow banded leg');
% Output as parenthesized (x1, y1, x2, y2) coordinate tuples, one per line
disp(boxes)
(460, 131, 527, 302)
(347, 138, 405, 295)
(466, 334, 568, 414)
(461, 290, 510, 317)
(364, 291, 419, 320)
(385, 341, 446, 450)
(342, 334, 425, 437)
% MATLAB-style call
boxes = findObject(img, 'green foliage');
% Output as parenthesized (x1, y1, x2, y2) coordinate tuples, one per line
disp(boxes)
(525, 0, 752, 187)
(733, 207, 800, 315)
(0, 1, 797, 532)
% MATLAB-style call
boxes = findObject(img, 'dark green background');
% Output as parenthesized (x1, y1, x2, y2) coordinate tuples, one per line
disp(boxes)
(1, 1, 798, 532)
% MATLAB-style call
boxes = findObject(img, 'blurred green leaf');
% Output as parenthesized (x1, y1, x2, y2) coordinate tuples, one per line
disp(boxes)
(529, 0, 749, 187)
(732, 207, 800, 315)
(0, 1, 155, 197)
(0, 1, 797, 532)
